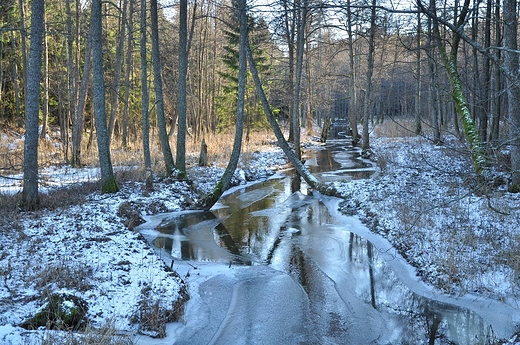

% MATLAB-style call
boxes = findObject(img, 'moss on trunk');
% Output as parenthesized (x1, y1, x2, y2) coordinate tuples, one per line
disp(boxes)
(102, 177, 119, 194)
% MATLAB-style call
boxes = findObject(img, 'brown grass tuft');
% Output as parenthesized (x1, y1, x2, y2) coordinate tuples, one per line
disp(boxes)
(372, 118, 419, 138)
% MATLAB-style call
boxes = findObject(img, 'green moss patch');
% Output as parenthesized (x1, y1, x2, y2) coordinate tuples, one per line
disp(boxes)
(20, 293, 89, 331)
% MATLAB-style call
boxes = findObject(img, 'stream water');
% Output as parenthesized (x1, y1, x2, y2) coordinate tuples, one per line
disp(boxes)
(140, 139, 512, 344)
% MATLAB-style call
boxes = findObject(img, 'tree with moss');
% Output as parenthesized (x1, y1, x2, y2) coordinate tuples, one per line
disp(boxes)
(419, 0, 486, 174)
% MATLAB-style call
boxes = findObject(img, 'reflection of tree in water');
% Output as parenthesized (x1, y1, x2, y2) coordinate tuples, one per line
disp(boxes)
(346, 232, 495, 344)
(215, 222, 252, 265)
(367, 241, 376, 309)
(150, 155, 498, 343)
(425, 307, 442, 345)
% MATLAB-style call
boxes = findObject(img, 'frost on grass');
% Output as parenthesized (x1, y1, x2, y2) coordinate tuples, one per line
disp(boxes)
(0, 183, 190, 342)
(0, 143, 284, 343)
(335, 136, 520, 299)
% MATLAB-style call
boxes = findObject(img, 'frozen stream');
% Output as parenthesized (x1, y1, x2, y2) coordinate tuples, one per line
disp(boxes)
(139, 139, 517, 344)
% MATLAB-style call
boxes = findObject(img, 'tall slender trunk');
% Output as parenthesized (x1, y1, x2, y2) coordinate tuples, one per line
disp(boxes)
(11, 32, 22, 129)
(415, 11, 422, 135)
(503, 0, 520, 189)
(91, 0, 118, 193)
(305, 21, 313, 136)
(479, 0, 492, 143)
(199, 0, 247, 210)
(0, 40, 3, 117)
(22, 0, 45, 210)
(41, 15, 49, 139)
(18, 0, 28, 126)
(108, 0, 128, 141)
(432, 0, 486, 173)
(489, 0, 501, 141)
(72, 38, 91, 167)
(122, 0, 134, 148)
(176, 0, 188, 175)
(346, 0, 359, 144)
(247, 35, 320, 191)
(426, 11, 441, 144)
(64, 0, 76, 161)
(283, 0, 295, 142)
(141, 0, 153, 189)
(292, 0, 307, 161)
(362, 0, 376, 154)
(150, 0, 175, 175)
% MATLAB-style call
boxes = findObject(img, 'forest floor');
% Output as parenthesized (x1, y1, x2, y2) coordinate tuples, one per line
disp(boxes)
(1, 123, 520, 344)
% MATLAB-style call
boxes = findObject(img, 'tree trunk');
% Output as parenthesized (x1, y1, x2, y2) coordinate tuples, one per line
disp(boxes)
(478, 0, 492, 143)
(503, 0, 520, 189)
(141, 0, 153, 189)
(415, 11, 422, 135)
(489, 0, 501, 142)
(11, 32, 22, 128)
(283, 0, 295, 143)
(63, 0, 76, 162)
(426, 10, 441, 144)
(41, 15, 49, 140)
(108, 0, 128, 141)
(72, 38, 91, 167)
(305, 21, 313, 136)
(432, 0, 486, 173)
(198, 0, 247, 211)
(362, 0, 377, 155)
(346, 0, 359, 145)
(198, 138, 208, 167)
(22, 0, 45, 210)
(18, 0, 28, 127)
(122, 0, 134, 148)
(247, 36, 321, 191)
(0, 40, 3, 117)
(292, 0, 308, 162)
(176, 0, 188, 176)
(150, 0, 175, 175)
(320, 117, 331, 143)
(91, 0, 118, 193)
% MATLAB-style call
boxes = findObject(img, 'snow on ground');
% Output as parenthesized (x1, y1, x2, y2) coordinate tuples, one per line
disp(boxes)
(334, 135, 520, 304)
(1, 133, 520, 343)
(0, 144, 286, 344)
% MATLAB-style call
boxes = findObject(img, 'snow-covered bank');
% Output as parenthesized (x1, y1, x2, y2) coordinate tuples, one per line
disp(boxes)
(0, 146, 286, 344)
(333, 135, 520, 341)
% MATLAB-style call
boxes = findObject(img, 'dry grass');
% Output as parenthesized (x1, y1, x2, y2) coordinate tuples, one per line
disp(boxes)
(130, 284, 188, 339)
(372, 117, 421, 138)
(62, 128, 278, 170)
(31, 320, 134, 345)
(33, 258, 95, 293)
(0, 126, 278, 215)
